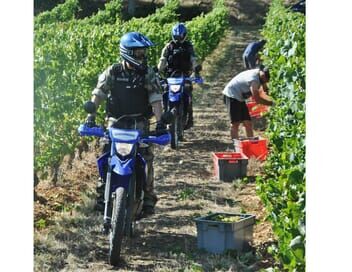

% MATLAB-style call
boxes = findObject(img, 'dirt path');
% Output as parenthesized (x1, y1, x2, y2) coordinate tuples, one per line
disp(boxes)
(34, 1, 276, 271)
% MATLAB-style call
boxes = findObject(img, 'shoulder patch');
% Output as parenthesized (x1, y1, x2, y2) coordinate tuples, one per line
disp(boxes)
(115, 77, 129, 82)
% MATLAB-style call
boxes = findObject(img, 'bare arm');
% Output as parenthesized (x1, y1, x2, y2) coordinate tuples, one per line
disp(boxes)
(88, 94, 103, 117)
(157, 44, 169, 76)
(88, 66, 113, 117)
(261, 82, 269, 93)
(251, 82, 273, 106)
(146, 66, 163, 121)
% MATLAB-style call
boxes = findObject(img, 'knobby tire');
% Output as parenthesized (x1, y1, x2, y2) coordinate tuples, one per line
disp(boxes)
(109, 187, 127, 266)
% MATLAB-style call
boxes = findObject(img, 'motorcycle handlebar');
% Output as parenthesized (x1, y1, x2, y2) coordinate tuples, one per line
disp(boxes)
(176, 76, 204, 84)
(161, 76, 204, 85)
(78, 124, 170, 140)
(78, 124, 105, 137)
(190, 77, 204, 84)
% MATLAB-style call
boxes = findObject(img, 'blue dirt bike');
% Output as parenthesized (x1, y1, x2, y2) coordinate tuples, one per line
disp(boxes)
(78, 102, 171, 266)
(162, 73, 203, 149)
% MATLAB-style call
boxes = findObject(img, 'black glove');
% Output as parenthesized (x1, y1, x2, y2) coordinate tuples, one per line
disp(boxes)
(156, 121, 167, 131)
(85, 115, 96, 128)
(195, 64, 202, 73)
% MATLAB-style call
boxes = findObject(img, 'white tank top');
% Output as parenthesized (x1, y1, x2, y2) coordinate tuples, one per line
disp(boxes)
(222, 69, 260, 102)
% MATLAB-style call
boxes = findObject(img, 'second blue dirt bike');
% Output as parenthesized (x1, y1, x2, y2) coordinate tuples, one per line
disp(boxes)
(162, 73, 203, 149)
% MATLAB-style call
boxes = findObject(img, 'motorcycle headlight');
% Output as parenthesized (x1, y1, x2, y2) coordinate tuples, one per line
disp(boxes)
(170, 84, 181, 93)
(115, 143, 134, 156)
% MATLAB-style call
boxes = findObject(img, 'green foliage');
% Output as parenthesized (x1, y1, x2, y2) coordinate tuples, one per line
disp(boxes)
(256, 0, 306, 270)
(178, 188, 196, 201)
(34, 21, 123, 173)
(129, 0, 180, 25)
(35, 218, 47, 229)
(35, 0, 125, 28)
(80, 0, 124, 25)
(186, 0, 229, 61)
(210, 214, 242, 223)
(34, 0, 79, 27)
(34, 0, 229, 178)
(189, 263, 204, 272)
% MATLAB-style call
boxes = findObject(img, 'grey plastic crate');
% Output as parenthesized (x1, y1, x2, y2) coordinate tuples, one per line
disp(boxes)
(194, 212, 255, 254)
(213, 152, 248, 182)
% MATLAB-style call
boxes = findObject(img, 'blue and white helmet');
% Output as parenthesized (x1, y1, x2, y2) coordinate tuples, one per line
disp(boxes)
(171, 23, 187, 43)
(119, 32, 154, 71)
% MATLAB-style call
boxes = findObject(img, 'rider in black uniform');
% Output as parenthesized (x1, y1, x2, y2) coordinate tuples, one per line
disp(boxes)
(85, 32, 164, 216)
(157, 23, 202, 130)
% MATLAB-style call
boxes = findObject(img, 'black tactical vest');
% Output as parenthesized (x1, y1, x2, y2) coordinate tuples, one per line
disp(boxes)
(167, 41, 192, 74)
(106, 64, 151, 119)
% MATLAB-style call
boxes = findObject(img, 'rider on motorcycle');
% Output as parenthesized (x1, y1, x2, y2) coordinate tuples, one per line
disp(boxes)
(85, 32, 165, 216)
(157, 23, 202, 130)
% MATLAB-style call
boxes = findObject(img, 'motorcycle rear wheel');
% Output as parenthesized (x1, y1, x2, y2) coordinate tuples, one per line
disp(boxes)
(109, 187, 126, 266)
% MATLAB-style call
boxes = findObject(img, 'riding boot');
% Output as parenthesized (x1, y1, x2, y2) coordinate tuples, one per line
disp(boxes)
(140, 146, 158, 217)
(162, 92, 168, 112)
(184, 104, 194, 130)
(95, 178, 105, 213)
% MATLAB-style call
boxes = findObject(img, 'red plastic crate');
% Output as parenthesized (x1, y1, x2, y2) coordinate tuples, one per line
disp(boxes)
(233, 137, 268, 161)
(212, 152, 248, 182)
(246, 101, 268, 117)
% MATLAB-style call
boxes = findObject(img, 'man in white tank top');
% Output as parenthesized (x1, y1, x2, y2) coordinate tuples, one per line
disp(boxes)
(222, 67, 274, 139)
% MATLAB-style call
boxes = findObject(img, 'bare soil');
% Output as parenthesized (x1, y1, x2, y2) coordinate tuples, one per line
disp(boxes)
(34, 1, 277, 271)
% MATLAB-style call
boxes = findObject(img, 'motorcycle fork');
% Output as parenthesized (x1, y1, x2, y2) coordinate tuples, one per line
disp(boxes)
(134, 153, 147, 218)
(103, 157, 112, 234)
(125, 149, 138, 237)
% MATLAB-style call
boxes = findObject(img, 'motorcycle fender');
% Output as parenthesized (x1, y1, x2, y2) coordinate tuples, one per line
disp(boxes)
(111, 155, 135, 175)
(169, 91, 181, 102)
(111, 173, 131, 191)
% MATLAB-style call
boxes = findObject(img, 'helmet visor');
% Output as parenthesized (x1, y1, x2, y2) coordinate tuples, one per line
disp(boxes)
(173, 35, 185, 43)
(133, 48, 147, 61)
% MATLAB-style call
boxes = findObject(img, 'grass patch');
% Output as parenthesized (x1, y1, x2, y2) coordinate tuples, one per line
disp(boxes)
(177, 187, 197, 201)
(35, 218, 47, 229)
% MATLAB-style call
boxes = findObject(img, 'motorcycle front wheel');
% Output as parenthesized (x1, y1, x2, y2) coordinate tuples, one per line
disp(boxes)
(125, 171, 136, 238)
(170, 115, 179, 149)
(109, 187, 126, 266)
